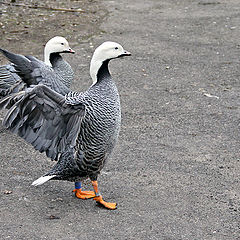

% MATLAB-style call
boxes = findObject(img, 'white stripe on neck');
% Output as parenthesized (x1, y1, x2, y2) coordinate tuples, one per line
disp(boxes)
(44, 47, 53, 67)
(90, 59, 103, 85)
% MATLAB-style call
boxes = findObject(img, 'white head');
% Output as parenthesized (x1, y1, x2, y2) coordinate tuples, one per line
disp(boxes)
(90, 41, 131, 84)
(44, 36, 75, 66)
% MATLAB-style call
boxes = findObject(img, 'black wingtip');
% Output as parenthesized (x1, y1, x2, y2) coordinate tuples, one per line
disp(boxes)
(0, 48, 9, 55)
(0, 49, 32, 74)
(0, 48, 15, 62)
(0, 48, 6, 55)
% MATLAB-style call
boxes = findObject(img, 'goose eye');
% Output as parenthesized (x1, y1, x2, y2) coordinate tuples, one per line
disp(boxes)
(115, 47, 118, 50)
(61, 43, 64, 45)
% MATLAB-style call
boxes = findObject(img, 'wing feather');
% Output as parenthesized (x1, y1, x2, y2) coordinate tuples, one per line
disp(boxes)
(1, 85, 85, 161)
(0, 48, 71, 100)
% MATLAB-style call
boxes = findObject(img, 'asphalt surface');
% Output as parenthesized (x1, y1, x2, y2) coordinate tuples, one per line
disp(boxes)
(0, 0, 240, 239)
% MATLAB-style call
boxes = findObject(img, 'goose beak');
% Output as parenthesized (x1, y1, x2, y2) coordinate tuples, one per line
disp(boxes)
(122, 50, 131, 56)
(69, 48, 75, 54)
(118, 50, 131, 58)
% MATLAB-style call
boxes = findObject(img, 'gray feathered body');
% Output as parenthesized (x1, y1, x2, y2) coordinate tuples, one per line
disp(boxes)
(0, 53, 123, 184)
(48, 63, 121, 182)
(50, 53, 74, 88)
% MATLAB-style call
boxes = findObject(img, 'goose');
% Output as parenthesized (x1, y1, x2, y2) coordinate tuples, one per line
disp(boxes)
(0, 41, 131, 210)
(0, 36, 75, 97)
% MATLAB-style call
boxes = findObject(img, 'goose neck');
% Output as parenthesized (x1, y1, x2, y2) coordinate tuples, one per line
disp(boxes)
(90, 59, 110, 85)
(44, 47, 53, 67)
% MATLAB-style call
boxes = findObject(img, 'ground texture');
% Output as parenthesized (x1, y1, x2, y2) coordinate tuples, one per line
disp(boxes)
(0, 0, 240, 239)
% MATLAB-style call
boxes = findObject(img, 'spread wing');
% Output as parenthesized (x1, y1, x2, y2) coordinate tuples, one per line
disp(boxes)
(0, 64, 20, 87)
(0, 84, 85, 161)
(0, 64, 25, 96)
(0, 48, 70, 96)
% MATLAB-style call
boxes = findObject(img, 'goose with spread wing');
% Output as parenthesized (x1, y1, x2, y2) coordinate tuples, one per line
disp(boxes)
(0, 36, 75, 97)
(0, 41, 131, 210)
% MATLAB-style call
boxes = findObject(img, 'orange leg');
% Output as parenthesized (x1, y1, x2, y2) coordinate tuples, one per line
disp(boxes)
(91, 180, 117, 210)
(73, 182, 95, 199)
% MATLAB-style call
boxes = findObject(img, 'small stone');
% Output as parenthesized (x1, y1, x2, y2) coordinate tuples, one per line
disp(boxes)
(48, 215, 60, 220)
(4, 190, 12, 195)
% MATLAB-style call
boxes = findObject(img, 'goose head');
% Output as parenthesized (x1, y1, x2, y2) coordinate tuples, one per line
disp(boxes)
(44, 36, 75, 66)
(90, 41, 131, 84)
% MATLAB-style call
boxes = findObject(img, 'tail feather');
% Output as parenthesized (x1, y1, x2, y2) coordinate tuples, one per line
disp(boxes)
(31, 175, 56, 186)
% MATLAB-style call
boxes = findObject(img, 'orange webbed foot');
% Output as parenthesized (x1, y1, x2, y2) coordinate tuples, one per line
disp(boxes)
(94, 195, 117, 210)
(73, 189, 96, 199)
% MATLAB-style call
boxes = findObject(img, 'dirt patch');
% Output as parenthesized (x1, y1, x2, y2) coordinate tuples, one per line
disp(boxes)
(0, 0, 108, 57)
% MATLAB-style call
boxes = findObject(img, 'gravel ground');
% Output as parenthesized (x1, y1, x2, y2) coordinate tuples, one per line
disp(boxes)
(0, 0, 240, 239)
